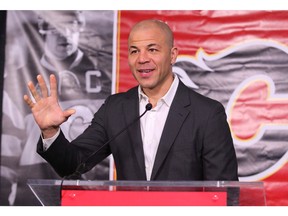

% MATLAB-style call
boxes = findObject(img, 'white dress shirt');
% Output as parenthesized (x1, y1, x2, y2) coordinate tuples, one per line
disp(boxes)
(138, 75, 179, 180)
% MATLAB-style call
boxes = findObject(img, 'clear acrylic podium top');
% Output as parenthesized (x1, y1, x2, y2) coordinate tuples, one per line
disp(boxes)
(27, 179, 266, 206)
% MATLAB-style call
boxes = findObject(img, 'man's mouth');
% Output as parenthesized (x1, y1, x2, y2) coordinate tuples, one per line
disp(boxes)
(137, 69, 154, 78)
(58, 42, 71, 47)
(138, 69, 154, 73)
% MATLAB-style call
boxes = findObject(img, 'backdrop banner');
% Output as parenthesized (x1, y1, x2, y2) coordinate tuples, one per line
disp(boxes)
(1, 10, 114, 205)
(117, 10, 288, 206)
(1, 10, 288, 206)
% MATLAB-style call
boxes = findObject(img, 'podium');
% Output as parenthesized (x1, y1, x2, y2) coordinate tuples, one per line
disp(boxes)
(27, 179, 266, 206)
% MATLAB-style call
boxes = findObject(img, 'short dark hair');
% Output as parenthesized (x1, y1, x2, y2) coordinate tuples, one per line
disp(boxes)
(37, 10, 85, 34)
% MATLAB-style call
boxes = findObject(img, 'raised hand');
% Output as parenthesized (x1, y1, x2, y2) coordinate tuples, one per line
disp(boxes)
(24, 74, 75, 138)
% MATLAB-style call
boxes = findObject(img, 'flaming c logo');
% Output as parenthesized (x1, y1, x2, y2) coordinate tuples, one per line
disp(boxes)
(174, 39, 288, 181)
(226, 74, 288, 181)
(227, 75, 288, 146)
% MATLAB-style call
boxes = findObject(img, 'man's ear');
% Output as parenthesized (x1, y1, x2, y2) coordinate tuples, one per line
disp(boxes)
(170, 47, 178, 65)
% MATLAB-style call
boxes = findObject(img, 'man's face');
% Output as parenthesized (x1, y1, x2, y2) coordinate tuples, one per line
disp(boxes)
(128, 23, 178, 93)
(43, 22, 80, 60)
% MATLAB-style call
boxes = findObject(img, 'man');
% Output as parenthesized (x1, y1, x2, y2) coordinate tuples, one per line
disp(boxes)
(24, 19, 238, 181)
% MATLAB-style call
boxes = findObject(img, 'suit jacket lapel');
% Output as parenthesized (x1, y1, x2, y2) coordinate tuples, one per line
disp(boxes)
(122, 87, 146, 179)
(150, 82, 191, 180)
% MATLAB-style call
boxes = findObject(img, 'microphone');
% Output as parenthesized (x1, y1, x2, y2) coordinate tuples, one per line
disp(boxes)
(66, 102, 153, 179)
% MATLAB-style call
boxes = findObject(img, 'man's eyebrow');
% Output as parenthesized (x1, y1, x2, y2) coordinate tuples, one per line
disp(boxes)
(147, 43, 160, 48)
(129, 45, 138, 50)
(129, 43, 159, 49)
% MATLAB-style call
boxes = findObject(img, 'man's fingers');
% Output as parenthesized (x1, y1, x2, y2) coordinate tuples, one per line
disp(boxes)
(24, 74, 59, 109)
(23, 94, 34, 109)
(37, 74, 49, 98)
(50, 74, 58, 99)
(27, 80, 41, 102)
(63, 109, 76, 118)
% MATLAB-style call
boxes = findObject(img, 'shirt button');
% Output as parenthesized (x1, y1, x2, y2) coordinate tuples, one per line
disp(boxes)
(43, 143, 48, 151)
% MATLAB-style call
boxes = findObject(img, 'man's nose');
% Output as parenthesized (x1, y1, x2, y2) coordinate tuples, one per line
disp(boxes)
(65, 27, 74, 36)
(137, 51, 150, 64)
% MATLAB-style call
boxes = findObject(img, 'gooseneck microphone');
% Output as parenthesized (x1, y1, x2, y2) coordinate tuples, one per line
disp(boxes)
(59, 103, 152, 204)
(65, 102, 153, 179)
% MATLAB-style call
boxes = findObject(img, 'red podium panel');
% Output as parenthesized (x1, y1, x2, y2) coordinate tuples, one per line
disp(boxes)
(61, 190, 227, 206)
(27, 179, 266, 206)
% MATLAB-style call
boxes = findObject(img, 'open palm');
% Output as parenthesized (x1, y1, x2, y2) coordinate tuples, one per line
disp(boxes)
(24, 74, 75, 138)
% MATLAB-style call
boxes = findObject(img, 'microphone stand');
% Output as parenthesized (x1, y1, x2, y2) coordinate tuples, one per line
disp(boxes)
(68, 102, 152, 178)
(59, 103, 152, 203)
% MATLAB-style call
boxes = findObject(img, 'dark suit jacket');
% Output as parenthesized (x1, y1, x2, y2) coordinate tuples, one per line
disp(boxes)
(37, 80, 238, 181)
